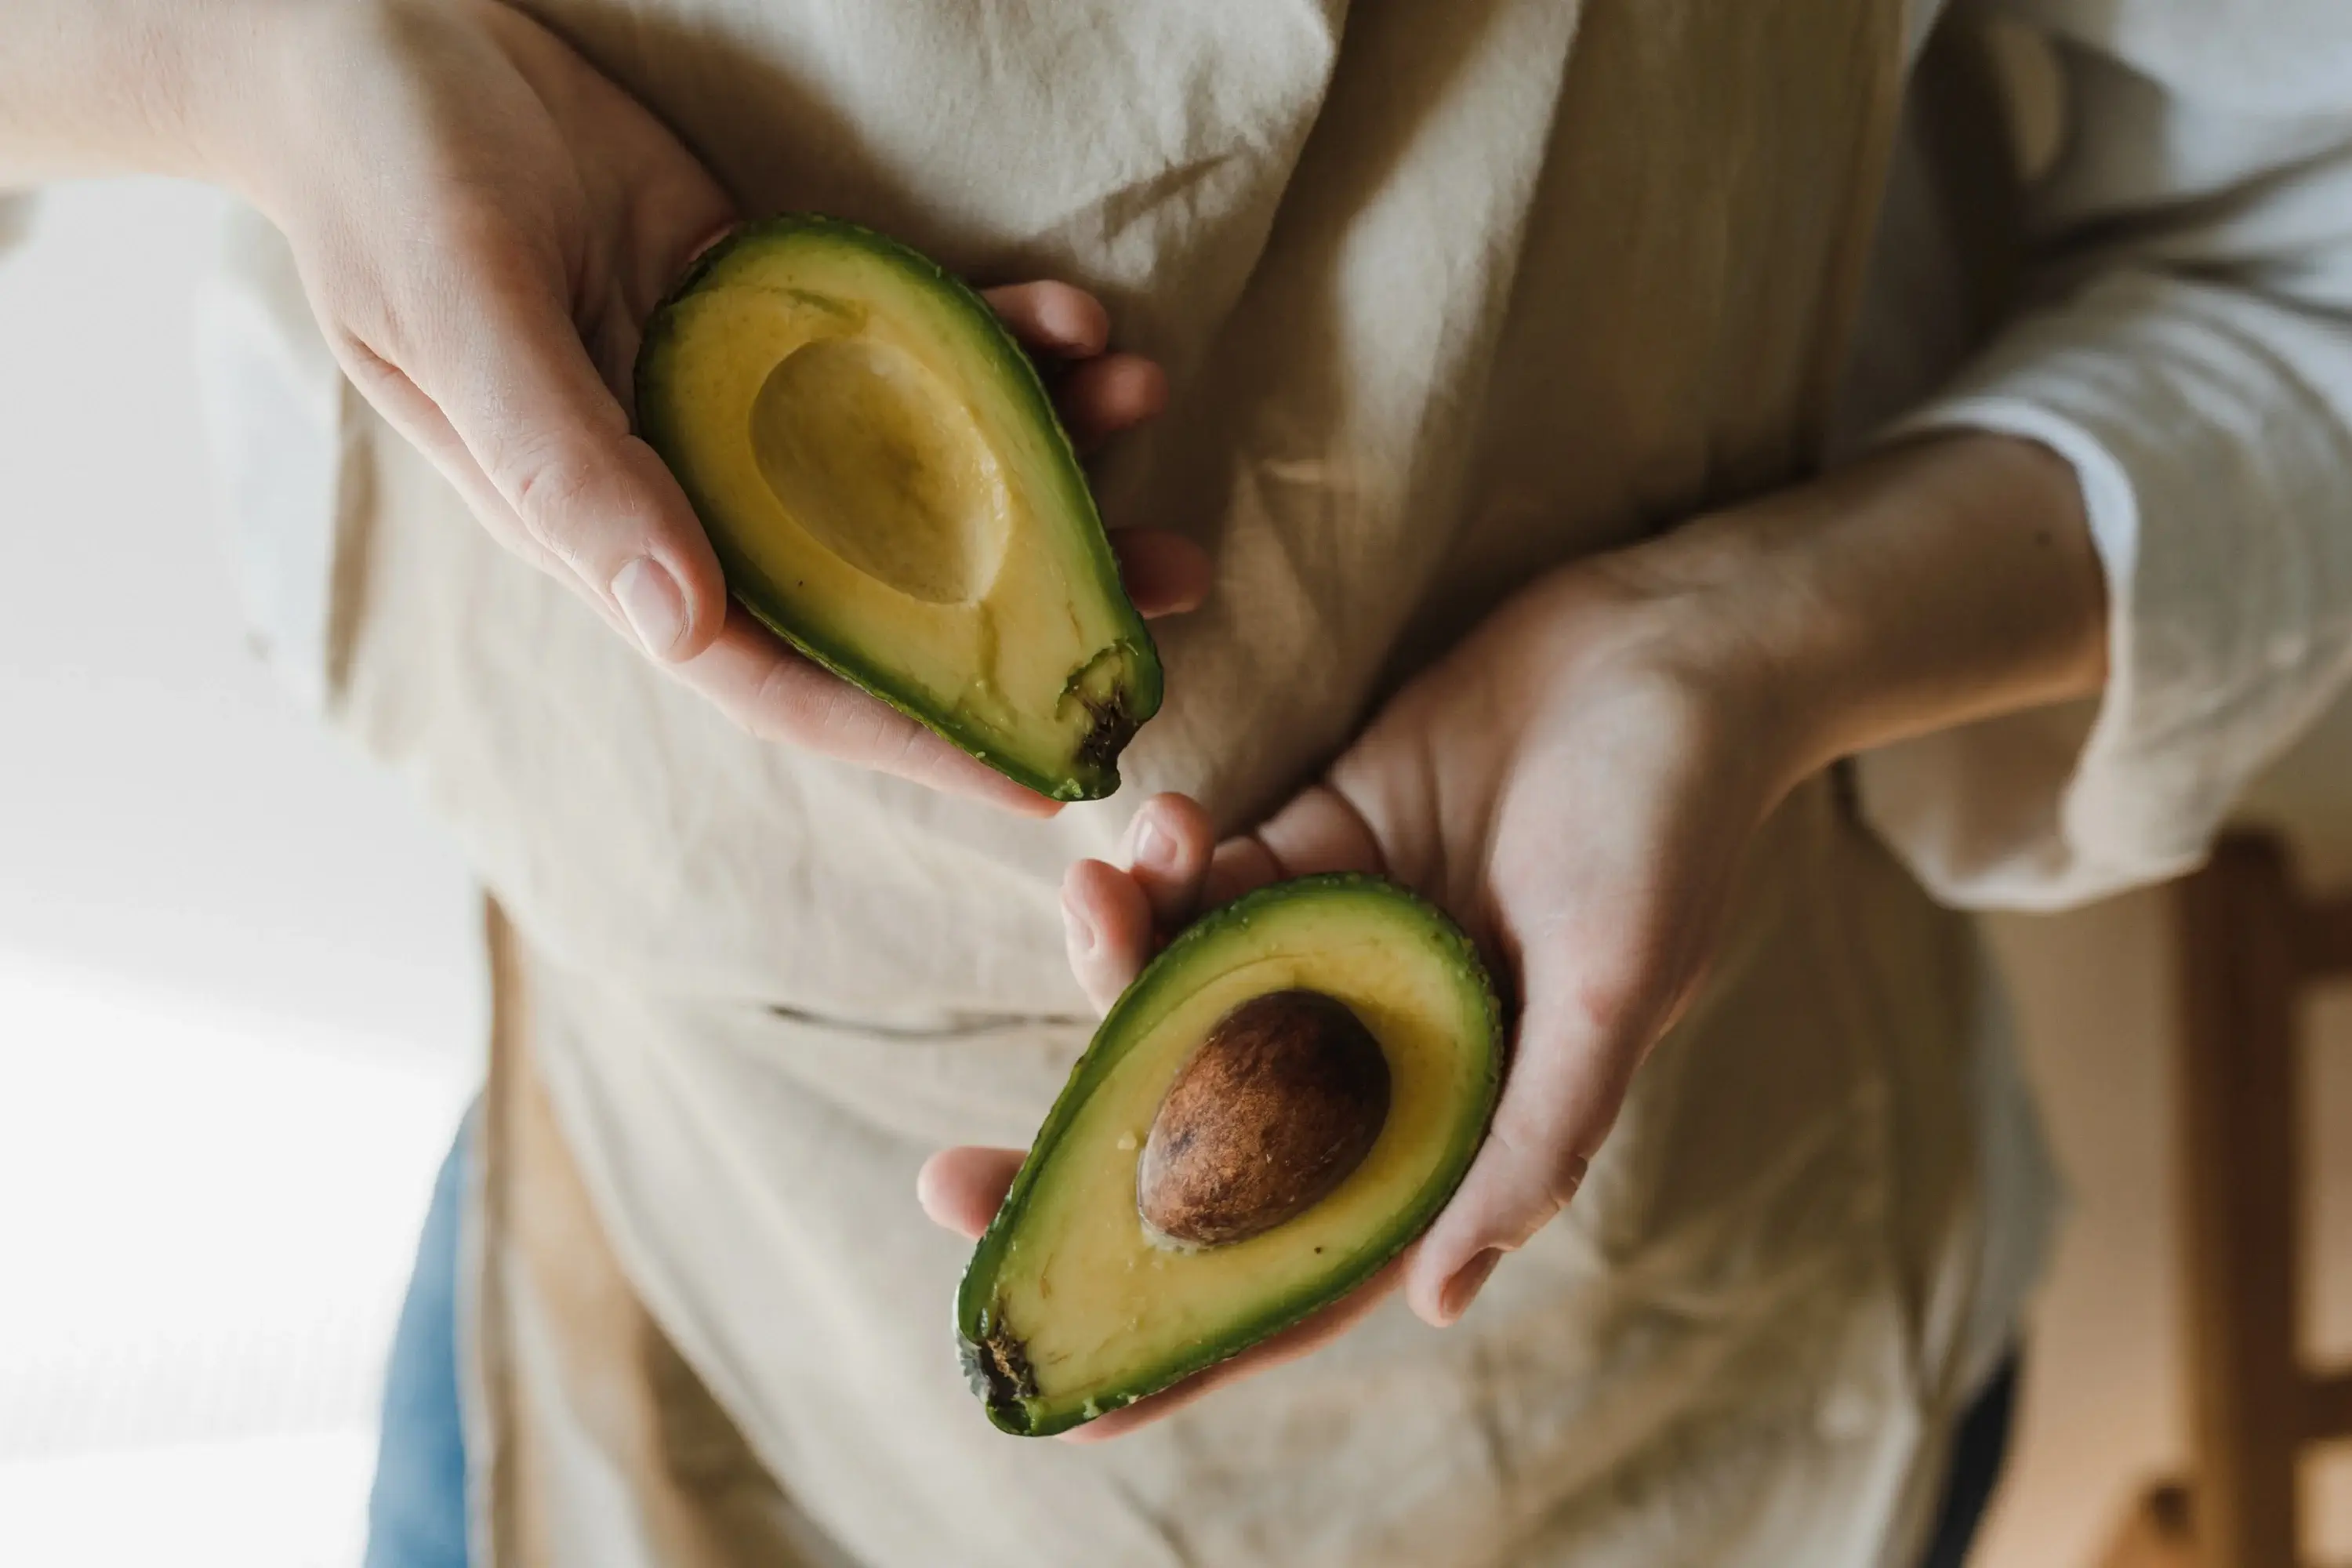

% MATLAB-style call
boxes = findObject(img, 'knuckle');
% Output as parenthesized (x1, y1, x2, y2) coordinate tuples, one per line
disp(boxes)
(1486, 1112, 1588, 1220)
(505, 443, 604, 562)
(1570, 958, 1653, 1039)
(1537, 912, 1673, 1040)
(328, 325, 423, 414)
(743, 657, 818, 744)
(743, 655, 877, 754)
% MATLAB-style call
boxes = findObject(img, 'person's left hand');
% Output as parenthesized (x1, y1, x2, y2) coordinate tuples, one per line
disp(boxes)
(917, 434, 2111, 1439)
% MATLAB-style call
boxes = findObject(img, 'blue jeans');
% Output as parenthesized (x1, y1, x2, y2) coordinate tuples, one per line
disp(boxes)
(365, 1114, 2022, 1567)
(365, 1109, 474, 1568)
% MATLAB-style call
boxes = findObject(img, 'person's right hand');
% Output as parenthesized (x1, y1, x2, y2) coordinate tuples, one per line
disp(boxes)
(221, 0, 1204, 814)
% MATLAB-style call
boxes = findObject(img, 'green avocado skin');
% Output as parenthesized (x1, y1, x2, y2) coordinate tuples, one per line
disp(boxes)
(633, 215, 1162, 802)
(956, 873, 1504, 1437)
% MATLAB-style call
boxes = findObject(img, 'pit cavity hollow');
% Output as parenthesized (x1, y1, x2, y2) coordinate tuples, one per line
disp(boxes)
(750, 332, 1011, 604)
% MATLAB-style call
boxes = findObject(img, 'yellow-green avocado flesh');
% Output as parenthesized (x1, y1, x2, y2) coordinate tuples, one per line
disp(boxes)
(957, 874, 1502, 1436)
(634, 216, 1160, 800)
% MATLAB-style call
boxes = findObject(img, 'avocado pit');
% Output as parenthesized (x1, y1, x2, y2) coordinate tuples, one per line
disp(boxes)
(1137, 989, 1392, 1248)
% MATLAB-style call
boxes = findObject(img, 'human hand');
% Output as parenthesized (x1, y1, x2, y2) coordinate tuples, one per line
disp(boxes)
(216, 0, 1204, 813)
(922, 433, 2108, 1434)
(922, 564, 1798, 1435)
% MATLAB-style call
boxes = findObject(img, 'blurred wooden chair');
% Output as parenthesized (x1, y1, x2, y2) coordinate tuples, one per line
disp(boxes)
(2098, 834, 2352, 1568)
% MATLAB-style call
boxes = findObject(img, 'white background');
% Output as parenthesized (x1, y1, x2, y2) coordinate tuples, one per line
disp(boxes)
(0, 180, 481, 1568)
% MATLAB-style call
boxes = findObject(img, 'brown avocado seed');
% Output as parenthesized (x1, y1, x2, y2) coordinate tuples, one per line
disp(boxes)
(1136, 989, 1392, 1248)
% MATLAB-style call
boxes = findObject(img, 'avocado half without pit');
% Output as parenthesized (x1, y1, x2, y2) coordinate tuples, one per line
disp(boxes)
(958, 874, 1503, 1436)
(634, 216, 1161, 801)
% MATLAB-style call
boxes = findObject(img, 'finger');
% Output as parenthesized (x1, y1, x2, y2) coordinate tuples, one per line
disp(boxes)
(1058, 354, 1167, 452)
(352, 380, 1061, 818)
(982, 281, 1109, 359)
(681, 221, 737, 271)
(485, 0, 735, 322)
(1062, 1254, 1410, 1443)
(1203, 784, 1387, 906)
(330, 350, 582, 588)
(1202, 836, 1284, 909)
(1110, 529, 1213, 619)
(1062, 858, 1155, 1014)
(1121, 793, 1217, 931)
(1403, 961, 1647, 1327)
(916, 1146, 1028, 1241)
(1255, 783, 1388, 881)
(398, 249, 730, 666)
(584, 284, 644, 416)
(624, 212, 735, 323)
(677, 609, 1062, 817)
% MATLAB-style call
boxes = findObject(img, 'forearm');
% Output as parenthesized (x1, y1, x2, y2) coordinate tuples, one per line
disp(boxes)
(1619, 431, 2110, 791)
(0, 1, 290, 191)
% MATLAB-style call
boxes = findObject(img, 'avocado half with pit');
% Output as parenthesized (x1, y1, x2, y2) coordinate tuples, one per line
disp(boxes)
(958, 874, 1502, 1436)
(635, 217, 1160, 800)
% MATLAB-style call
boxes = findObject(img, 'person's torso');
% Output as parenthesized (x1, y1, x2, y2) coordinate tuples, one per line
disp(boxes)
(306, 5, 2038, 1566)
(339, 0, 1918, 1025)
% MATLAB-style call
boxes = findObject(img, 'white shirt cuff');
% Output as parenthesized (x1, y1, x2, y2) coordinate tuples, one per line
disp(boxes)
(1856, 270, 2352, 910)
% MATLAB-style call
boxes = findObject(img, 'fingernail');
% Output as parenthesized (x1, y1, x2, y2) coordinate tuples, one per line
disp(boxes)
(613, 557, 687, 659)
(1131, 816, 1175, 875)
(1062, 887, 1098, 956)
(1439, 1249, 1503, 1325)
(684, 223, 739, 268)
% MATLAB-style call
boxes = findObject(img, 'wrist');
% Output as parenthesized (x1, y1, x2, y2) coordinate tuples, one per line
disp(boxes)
(172, 2, 347, 209)
(1601, 431, 2110, 789)
(0, 1, 321, 193)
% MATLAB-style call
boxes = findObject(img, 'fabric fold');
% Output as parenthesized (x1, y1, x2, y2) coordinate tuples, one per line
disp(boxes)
(1863, 270, 2352, 909)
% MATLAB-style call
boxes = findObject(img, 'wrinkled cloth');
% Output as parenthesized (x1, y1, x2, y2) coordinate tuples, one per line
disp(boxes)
(367, 1098, 2030, 1566)
(179, 0, 2352, 1565)
(1866, 2, 2352, 906)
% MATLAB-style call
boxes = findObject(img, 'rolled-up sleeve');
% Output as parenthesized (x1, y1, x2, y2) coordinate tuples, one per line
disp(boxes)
(1856, 10, 2352, 910)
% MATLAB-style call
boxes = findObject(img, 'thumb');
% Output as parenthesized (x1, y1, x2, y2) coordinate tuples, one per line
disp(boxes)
(917, 1147, 1028, 1241)
(1403, 960, 1646, 1327)
(402, 255, 727, 662)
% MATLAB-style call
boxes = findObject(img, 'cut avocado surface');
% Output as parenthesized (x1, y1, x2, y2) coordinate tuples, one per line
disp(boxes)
(957, 874, 1502, 1436)
(635, 216, 1160, 800)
